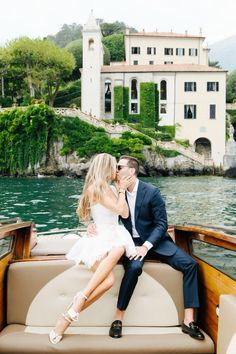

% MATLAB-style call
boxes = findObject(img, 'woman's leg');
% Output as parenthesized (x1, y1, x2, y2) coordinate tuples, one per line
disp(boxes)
(51, 246, 124, 339)
(81, 271, 115, 310)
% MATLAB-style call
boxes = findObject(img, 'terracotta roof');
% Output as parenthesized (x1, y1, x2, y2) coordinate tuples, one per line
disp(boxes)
(126, 32, 204, 39)
(101, 64, 226, 73)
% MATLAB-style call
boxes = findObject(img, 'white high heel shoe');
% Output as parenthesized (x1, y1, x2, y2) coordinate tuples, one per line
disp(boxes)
(49, 291, 88, 344)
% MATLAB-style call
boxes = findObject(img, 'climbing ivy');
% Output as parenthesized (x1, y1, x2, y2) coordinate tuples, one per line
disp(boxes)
(0, 105, 153, 176)
(0, 104, 59, 175)
(114, 83, 159, 128)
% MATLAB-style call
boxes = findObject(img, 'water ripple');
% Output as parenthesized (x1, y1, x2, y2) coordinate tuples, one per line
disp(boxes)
(0, 176, 236, 232)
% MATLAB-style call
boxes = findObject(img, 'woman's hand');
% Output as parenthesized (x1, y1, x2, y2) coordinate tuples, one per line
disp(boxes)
(86, 223, 97, 237)
(119, 175, 136, 191)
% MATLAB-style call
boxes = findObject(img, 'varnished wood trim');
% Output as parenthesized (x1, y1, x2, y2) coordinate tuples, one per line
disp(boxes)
(174, 225, 236, 246)
(194, 257, 236, 348)
(0, 254, 12, 331)
(0, 222, 32, 239)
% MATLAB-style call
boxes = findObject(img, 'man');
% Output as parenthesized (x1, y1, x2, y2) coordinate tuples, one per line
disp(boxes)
(108, 155, 204, 341)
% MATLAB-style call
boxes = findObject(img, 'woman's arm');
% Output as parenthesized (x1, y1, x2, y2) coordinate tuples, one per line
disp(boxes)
(100, 176, 135, 218)
(100, 187, 129, 218)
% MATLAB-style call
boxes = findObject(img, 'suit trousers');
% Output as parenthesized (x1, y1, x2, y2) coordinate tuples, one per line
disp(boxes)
(117, 238, 200, 311)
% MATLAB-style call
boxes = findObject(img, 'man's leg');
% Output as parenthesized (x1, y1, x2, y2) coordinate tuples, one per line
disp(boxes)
(117, 257, 145, 311)
(109, 256, 144, 338)
(151, 247, 204, 340)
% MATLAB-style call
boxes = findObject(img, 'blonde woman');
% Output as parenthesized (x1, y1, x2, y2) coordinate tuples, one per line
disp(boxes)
(49, 153, 136, 344)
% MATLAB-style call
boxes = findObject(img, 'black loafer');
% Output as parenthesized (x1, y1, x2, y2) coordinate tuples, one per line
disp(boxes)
(109, 320, 122, 338)
(182, 321, 205, 340)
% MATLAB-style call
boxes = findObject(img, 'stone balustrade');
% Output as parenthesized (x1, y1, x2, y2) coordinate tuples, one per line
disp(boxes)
(226, 103, 236, 110)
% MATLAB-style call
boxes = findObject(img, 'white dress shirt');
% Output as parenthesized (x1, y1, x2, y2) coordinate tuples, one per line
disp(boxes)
(126, 179, 153, 251)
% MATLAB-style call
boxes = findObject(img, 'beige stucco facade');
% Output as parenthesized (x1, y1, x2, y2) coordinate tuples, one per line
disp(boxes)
(125, 32, 209, 66)
(81, 13, 226, 166)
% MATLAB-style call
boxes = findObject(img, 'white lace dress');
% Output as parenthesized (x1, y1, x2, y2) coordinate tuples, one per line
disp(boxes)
(66, 202, 136, 268)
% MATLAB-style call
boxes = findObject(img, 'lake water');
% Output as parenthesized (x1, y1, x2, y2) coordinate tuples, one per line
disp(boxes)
(0, 176, 236, 232)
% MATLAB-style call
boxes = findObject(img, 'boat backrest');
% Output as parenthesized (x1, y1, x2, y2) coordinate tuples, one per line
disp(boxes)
(7, 260, 184, 327)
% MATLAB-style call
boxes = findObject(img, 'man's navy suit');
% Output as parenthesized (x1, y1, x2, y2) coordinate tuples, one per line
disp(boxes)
(117, 180, 199, 310)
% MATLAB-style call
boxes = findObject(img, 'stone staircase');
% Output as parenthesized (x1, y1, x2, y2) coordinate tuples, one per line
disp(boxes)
(0, 106, 207, 166)
(54, 108, 207, 166)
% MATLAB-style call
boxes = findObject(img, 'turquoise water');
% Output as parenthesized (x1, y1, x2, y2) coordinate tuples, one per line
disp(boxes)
(0, 176, 236, 232)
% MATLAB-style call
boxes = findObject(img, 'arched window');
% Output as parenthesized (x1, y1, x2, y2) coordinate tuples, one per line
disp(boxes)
(88, 39, 94, 50)
(104, 80, 111, 113)
(131, 79, 138, 100)
(130, 79, 138, 114)
(160, 80, 167, 100)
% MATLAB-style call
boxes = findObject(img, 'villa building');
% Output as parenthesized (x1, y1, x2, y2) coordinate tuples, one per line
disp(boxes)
(81, 12, 227, 166)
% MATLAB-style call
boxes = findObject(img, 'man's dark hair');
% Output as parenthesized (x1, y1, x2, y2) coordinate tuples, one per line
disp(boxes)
(120, 155, 139, 175)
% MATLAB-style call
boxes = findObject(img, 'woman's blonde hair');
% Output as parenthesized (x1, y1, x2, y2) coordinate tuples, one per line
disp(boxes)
(77, 153, 116, 221)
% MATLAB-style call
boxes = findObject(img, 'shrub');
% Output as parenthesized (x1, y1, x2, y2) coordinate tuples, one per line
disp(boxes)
(174, 139, 190, 148)
(54, 80, 81, 107)
(155, 146, 180, 157)
(0, 96, 13, 107)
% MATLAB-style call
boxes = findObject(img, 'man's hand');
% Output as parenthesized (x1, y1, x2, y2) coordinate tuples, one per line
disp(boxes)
(86, 223, 97, 236)
(130, 246, 148, 261)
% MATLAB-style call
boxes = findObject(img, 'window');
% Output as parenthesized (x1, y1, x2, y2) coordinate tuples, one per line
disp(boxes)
(210, 104, 216, 119)
(131, 103, 138, 114)
(184, 105, 196, 119)
(88, 38, 94, 50)
(192, 239, 236, 280)
(164, 48, 173, 55)
(130, 79, 138, 114)
(207, 82, 219, 91)
(189, 48, 198, 56)
(131, 79, 138, 99)
(131, 47, 140, 54)
(0, 236, 14, 259)
(164, 61, 173, 64)
(149, 61, 154, 65)
(176, 48, 185, 56)
(147, 47, 156, 55)
(184, 82, 197, 92)
(133, 60, 138, 65)
(104, 80, 111, 113)
(160, 80, 167, 100)
(160, 104, 167, 114)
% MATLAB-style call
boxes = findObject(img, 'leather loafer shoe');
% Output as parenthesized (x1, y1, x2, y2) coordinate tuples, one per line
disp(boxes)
(182, 321, 205, 340)
(109, 320, 122, 338)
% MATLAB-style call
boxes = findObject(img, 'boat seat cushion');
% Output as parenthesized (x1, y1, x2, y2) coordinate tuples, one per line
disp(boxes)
(0, 324, 214, 354)
(0, 260, 215, 353)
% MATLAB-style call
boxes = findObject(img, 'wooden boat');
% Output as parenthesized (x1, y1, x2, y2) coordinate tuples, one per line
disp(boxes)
(0, 218, 235, 354)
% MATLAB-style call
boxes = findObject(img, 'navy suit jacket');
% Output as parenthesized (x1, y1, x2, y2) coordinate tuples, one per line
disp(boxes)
(121, 180, 177, 256)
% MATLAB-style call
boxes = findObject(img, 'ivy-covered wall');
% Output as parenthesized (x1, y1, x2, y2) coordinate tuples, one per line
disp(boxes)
(0, 104, 152, 175)
(0, 105, 59, 175)
(113, 82, 159, 128)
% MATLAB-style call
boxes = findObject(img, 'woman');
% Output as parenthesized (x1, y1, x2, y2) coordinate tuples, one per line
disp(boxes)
(49, 153, 136, 344)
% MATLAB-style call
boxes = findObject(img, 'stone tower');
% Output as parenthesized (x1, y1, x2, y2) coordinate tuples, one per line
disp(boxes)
(81, 11, 103, 118)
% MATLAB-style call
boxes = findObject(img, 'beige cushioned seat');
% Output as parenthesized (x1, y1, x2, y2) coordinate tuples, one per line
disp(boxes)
(0, 260, 214, 354)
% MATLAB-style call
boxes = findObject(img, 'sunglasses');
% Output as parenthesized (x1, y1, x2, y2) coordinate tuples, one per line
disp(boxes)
(117, 165, 129, 171)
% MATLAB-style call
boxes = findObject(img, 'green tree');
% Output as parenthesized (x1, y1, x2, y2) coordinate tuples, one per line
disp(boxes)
(0, 47, 11, 98)
(208, 60, 222, 68)
(101, 21, 137, 37)
(226, 71, 236, 103)
(102, 34, 125, 62)
(46, 23, 83, 48)
(9, 37, 75, 106)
